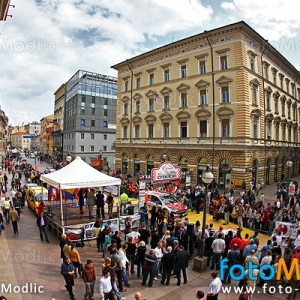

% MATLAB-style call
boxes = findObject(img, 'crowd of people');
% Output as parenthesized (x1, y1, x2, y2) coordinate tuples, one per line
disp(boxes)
(2, 156, 300, 300)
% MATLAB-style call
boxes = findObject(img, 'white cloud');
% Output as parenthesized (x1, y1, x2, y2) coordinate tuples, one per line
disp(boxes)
(1, 0, 300, 127)
(220, 0, 300, 40)
(220, 2, 236, 10)
(0, 0, 213, 125)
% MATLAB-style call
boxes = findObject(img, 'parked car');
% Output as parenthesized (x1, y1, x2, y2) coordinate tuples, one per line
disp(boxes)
(26, 185, 48, 215)
(146, 191, 187, 217)
(23, 183, 38, 190)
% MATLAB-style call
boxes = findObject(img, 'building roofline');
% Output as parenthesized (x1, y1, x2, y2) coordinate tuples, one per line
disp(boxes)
(111, 20, 299, 78)
(53, 83, 66, 95)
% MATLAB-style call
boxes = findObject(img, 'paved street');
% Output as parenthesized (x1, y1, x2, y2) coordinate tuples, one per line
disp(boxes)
(0, 157, 295, 300)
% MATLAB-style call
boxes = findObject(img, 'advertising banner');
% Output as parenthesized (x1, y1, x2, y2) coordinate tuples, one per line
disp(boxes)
(151, 162, 182, 183)
(275, 221, 300, 239)
(63, 215, 141, 242)
(288, 183, 296, 196)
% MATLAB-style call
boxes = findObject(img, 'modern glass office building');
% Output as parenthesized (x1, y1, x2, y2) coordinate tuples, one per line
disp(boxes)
(63, 70, 117, 169)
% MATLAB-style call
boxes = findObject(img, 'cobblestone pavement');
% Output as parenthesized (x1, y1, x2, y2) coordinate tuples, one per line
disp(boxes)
(0, 157, 295, 300)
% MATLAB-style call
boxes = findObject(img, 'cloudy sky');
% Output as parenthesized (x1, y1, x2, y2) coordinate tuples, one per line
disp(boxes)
(0, 0, 300, 126)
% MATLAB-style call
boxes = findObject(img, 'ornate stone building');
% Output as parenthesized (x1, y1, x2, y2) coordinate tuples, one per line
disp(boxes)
(112, 21, 300, 188)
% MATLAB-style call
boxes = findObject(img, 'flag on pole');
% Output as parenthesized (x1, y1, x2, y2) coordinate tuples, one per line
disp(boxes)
(154, 90, 159, 101)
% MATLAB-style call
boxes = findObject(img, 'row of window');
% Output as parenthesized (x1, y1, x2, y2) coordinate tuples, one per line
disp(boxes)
(80, 120, 108, 128)
(80, 133, 107, 140)
(123, 120, 229, 139)
(80, 106, 108, 116)
(81, 95, 109, 105)
(64, 145, 108, 152)
(124, 55, 228, 89)
(122, 120, 298, 141)
(124, 51, 300, 101)
(123, 88, 229, 114)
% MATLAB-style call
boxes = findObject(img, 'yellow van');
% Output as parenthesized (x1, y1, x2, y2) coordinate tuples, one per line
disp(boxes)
(26, 185, 48, 215)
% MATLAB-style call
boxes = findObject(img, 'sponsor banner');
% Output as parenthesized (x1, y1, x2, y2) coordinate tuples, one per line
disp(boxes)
(103, 185, 119, 196)
(289, 183, 296, 196)
(275, 221, 300, 239)
(186, 174, 191, 185)
(119, 214, 140, 231)
(151, 162, 182, 183)
(63, 215, 140, 241)
(125, 231, 141, 244)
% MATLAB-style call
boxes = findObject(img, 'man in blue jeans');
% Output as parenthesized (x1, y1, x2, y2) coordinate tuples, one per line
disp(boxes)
(211, 233, 225, 270)
(36, 212, 49, 242)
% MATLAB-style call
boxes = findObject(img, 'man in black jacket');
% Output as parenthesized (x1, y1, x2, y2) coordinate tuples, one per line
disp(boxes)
(174, 245, 191, 286)
(160, 246, 175, 285)
(61, 256, 75, 300)
(222, 244, 240, 284)
(139, 225, 151, 245)
(36, 212, 49, 242)
(166, 231, 178, 251)
(96, 190, 105, 218)
(150, 228, 161, 249)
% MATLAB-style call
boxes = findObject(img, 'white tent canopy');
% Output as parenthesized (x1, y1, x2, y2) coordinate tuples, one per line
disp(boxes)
(40, 156, 121, 189)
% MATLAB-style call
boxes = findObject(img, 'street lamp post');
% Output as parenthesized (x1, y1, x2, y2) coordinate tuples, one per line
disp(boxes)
(286, 157, 293, 178)
(162, 153, 168, 162)
(99, 149, 103, 171)
(66, 152, 72, 164)
(193, 164, 214, 272)
(34, 150, 38, 166)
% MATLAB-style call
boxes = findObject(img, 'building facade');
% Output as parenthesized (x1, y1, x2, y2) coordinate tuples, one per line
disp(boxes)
(63, 70, 117, 168)
(112, 21, 300, 188)
(11, 132, 32, 150)
(52, 83, 66, 159)
(0, 108, 8, 160)
(40, 115, 54, 155)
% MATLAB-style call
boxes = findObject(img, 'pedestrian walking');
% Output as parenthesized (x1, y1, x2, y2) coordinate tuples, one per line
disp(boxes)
(99, 269, 114, 300)
(207, 271, 222, 300)
(36, 212, 49, 242)
(61, 256, 75, 300)
(196, 291, 206, 300)
(68, 244, 81, 278)
(60, 234, 67, 262)
(3, 197, 11, 223)
(82, 259, 96, 300)
(9, 206, 19, 234)
(0, 213, 4, 235)
(13, 197, 21, 217)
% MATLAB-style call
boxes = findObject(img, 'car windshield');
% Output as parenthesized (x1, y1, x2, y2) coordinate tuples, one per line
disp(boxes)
(161, 194, 178, 204)
(36, 193, 48, 202)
